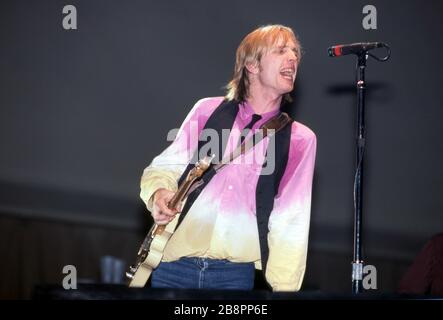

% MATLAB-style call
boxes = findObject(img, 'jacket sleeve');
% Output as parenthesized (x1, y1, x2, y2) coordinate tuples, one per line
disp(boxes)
(265, 126, 317, 291)
(139, 98, 219, 212)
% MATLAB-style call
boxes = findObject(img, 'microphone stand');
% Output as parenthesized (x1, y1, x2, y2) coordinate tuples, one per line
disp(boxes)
(329, 42, 390, 294)
(352, 52, 367, 294)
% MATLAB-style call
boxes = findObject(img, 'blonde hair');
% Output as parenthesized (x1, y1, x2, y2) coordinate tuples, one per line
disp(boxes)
(225, 24, 302, 103)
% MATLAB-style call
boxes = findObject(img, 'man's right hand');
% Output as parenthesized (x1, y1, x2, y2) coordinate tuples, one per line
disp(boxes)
(152, 188, 179, 225)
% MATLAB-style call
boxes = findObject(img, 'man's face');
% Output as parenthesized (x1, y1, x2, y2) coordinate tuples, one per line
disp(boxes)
(251, 38, 299, 97)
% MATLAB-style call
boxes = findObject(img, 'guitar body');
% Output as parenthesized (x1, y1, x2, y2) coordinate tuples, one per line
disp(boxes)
(127, 214, 180, 287)
(126, 155, 214, 288)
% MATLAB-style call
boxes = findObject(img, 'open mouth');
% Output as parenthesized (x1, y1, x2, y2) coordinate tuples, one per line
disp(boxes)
(280, 68, 295, 81)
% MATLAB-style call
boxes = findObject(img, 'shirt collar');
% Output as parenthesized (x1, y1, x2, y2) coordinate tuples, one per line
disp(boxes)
(239, 100, 281, 122)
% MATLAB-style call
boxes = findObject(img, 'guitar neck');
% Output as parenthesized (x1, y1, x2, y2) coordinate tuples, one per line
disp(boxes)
(168, 177, 195, 209)
(153, 176, 196, 235)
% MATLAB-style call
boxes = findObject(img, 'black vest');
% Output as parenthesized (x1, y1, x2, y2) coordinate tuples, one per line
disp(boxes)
(177, 99, 292, 274)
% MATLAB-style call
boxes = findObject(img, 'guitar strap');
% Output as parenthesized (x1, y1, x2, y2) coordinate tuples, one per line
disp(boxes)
(184, 112, 292, 197)
(174, 100, 293, 277)
(177, 106, 292, 224)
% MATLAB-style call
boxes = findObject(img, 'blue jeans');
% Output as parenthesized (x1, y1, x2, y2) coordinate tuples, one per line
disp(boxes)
(151, 257, 255, 290)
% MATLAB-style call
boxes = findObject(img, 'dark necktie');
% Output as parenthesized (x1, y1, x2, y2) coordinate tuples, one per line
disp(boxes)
(239, 114, 262, 145)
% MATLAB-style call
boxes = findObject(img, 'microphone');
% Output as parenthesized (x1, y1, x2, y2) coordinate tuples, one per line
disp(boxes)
(328, 42, 385, 57)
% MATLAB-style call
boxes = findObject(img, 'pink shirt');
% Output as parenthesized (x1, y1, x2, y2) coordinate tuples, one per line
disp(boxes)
(140, 97, 317, 291)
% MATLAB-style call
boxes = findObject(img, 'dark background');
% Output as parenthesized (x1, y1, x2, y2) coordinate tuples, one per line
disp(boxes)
(1, 0, 442, 298)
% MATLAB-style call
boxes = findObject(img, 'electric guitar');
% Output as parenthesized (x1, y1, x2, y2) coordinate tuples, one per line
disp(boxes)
(126, 155, 214, 287)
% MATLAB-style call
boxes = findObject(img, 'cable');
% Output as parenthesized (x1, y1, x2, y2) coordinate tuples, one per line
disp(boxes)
(368, 43, 391, 62)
